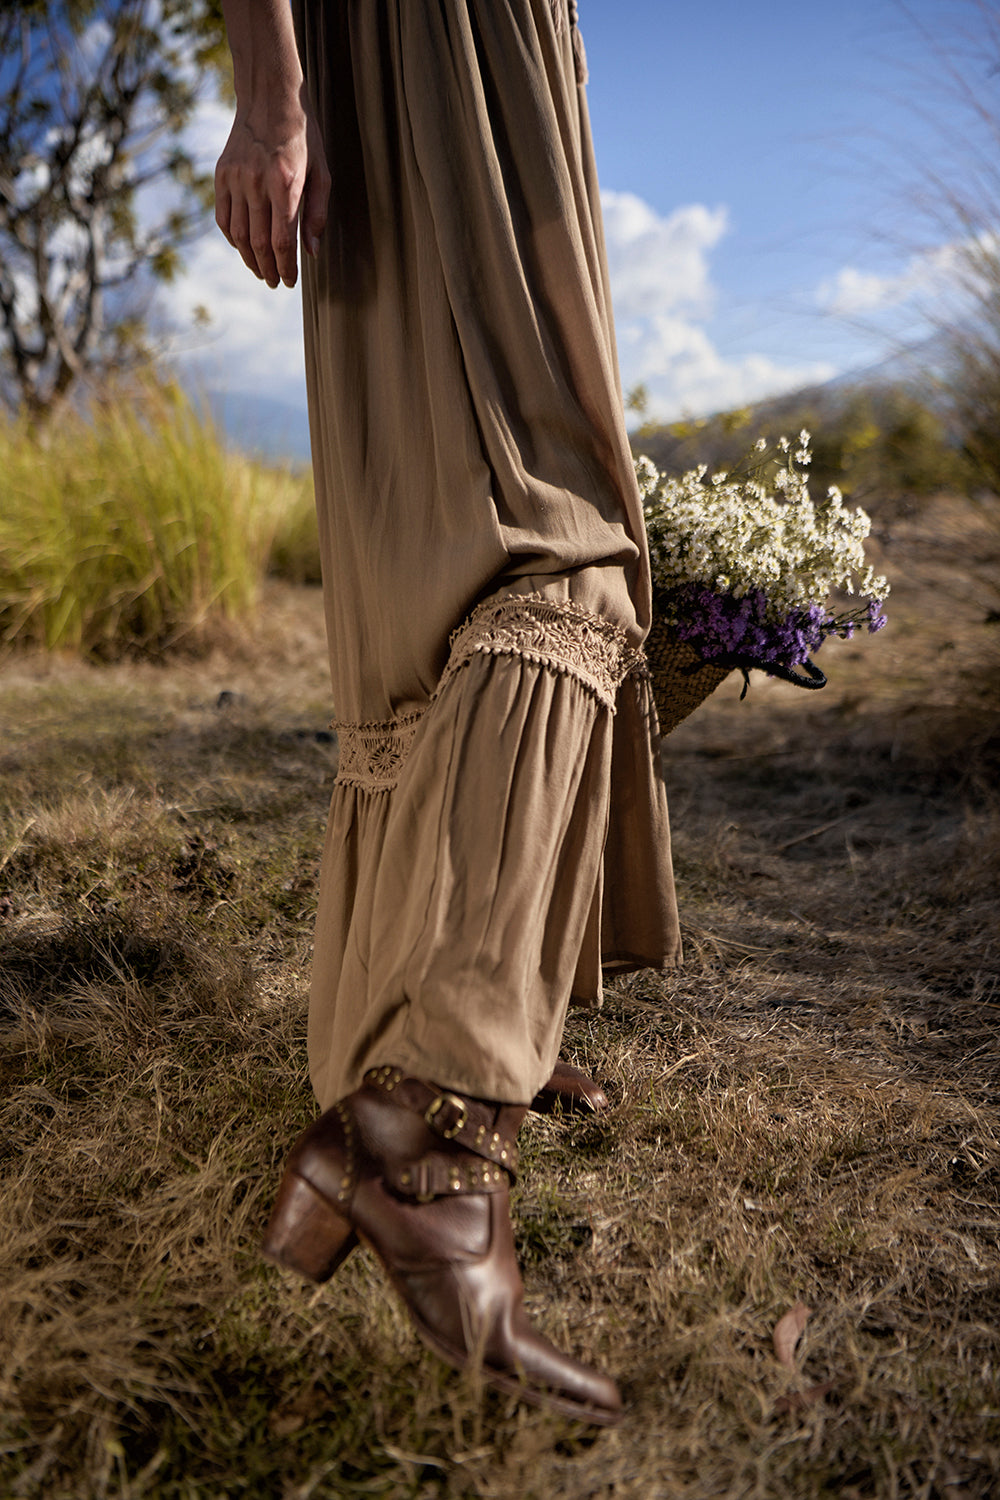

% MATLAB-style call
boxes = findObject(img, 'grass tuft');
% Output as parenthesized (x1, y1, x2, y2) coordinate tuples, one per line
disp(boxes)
(0, 376, 315, 658)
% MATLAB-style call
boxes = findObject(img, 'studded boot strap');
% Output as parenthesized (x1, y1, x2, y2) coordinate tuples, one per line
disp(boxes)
(362, 1067, 521, 1199)
(382, 1151, 511, 1202)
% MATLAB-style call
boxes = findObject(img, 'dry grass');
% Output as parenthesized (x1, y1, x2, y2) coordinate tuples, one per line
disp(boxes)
(1, 496, 999, 1499)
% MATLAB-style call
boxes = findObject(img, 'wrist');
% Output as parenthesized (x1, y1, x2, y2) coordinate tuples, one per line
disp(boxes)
(235, 91, 308, 150)
(231, 53, 303, 120)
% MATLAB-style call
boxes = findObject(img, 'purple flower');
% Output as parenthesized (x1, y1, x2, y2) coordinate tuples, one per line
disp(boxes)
(867, 598, 888, 633)
(665, 582, 875, 670)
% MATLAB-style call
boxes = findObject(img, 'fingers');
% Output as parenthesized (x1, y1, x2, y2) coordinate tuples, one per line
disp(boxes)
(216, 168, 300, 287)
(301, 152, 331, 260)
(214, 178, 234, 247)
(249, 196, 281, 289)
(270, 199, 301, 288)
(214, 116, 327, 286)
(301, 122, 331, 259)
(225, 193, 264, 282)
(215, 141, 263, 280)
(217, 179, 293, 288)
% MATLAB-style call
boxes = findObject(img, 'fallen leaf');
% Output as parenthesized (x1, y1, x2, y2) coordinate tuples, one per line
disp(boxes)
(773, 1301, 811, 1369)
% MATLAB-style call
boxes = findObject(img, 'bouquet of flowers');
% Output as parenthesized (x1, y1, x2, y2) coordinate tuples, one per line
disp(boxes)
(636, 430, 889, 729)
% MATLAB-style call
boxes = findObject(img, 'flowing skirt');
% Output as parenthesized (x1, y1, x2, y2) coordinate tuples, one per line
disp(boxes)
(293, 0, 681, 1108)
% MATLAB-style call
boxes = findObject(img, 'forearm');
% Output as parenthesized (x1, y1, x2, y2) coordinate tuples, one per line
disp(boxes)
(221, 0, 304, 117)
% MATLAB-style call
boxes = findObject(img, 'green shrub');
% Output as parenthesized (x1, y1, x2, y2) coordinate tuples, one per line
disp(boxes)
(0, 376, 314, 656)
(632, 382, 968, 519)
(264, 467, 322, 585)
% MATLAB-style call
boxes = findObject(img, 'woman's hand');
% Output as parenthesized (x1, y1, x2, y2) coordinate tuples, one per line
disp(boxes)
(214, 1, 330, 289)
(214, 96, 330, 289)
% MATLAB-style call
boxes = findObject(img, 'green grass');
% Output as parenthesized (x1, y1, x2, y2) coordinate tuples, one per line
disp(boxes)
(0, 377, 316, 657)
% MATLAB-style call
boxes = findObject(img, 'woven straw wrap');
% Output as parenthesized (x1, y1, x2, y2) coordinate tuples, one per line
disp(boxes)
(645, 606, 731, 736)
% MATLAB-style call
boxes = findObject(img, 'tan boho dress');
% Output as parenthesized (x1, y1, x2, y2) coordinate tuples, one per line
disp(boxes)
(293, 0, 681, 1111)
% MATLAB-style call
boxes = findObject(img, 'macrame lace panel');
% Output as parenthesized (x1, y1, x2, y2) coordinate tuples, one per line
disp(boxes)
(334, 712, 423, 794)
(334, 596, 644, 792)
(441, 594, 644, 712)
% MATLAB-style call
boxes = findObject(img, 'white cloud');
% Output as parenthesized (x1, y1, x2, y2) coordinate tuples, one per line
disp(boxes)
(162, 229, 306, 400)
(617, 312, 835, 418)
(153, 98, 307, 404)
(818, 266, 902, 317)
(601, 192, 727, 320)
(816, 241, 973, 318)
(601, 191, 834, 419)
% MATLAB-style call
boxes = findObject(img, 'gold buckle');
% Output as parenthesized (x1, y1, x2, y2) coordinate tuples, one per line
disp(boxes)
(424, 1092, 468, 1139)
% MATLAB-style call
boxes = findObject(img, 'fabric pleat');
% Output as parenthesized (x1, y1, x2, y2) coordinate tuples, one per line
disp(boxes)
(311, 650, 612, 1105)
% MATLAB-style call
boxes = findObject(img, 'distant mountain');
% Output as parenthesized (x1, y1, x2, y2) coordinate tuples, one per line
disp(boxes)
(629, 343, 965, 512)
(821, 331, 953, 400)
(204, 389, 313, 464)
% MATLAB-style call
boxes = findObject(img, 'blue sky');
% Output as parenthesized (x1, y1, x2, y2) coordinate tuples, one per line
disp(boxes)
(165, 0, 992, 452)
(581, 0, 975, 388)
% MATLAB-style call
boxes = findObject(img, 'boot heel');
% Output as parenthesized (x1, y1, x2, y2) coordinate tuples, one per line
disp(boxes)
(262, 1170, 358, 1283)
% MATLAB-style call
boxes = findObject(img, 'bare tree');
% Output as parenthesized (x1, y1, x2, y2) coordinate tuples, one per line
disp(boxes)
(892, 0, 1000, 493)
(0, 0, 226, 417)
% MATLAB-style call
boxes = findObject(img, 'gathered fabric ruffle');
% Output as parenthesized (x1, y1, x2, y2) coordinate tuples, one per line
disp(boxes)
(332, 593, 645, 795)
(309, 598, 679, 1111)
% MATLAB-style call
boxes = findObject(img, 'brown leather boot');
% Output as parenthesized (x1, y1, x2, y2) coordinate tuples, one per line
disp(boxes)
(531, 1058, 608, 1115)
(262, 1066, 623, 1425)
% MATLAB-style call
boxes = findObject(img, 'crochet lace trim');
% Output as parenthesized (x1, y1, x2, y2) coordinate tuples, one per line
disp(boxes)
(441, 594, 643, 711)
(333, 712, 423, 793)
(334, 596, 643, 791)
